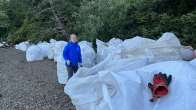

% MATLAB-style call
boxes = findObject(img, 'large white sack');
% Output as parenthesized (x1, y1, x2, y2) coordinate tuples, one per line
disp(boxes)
(37, 42, 51, 59)
(64, 55, 150, 109)
(26, 45, 44, 62)
(123, 33, 183, 63)
(15, 41, 30, 51)
(96, 39, 108, 62)
(48, 39, 57, 59)
(53, 41, 67, 62)
(79, 41, 96, 67)
(56, 54, 67, 84)
(107, 38, 123, 47)
(65, 60, 196, 110)
(190, 59, 196, 67)
(49, 39, 56, 43)
(122, 36, 156, 51)
(96, 39, 122, 63)
(80, 41, 92, 47)
(96, 37, 156, 63)
(156, 32, 181, 47)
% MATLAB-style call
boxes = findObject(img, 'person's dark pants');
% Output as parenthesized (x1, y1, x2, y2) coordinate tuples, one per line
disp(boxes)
(67, 66, 78, 80)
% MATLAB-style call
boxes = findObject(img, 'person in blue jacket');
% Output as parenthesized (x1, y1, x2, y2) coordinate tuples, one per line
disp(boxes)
(63, 33, 82, 80)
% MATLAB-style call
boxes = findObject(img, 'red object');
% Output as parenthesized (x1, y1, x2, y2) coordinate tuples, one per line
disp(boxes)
(148, 73, 169, 102)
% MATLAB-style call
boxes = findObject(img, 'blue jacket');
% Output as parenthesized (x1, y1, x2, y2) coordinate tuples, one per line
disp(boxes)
(63, 42, 82, 67)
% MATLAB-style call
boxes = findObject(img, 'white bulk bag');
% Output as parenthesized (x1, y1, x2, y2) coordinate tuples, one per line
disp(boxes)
(26, 45, 44, 62)
(123, 33, 183, 63)
(64, 55, 149, 109)
(15, 41, 30, 51)
(53, 41, 67, 62)
(122, 36, 156, 51)
(57, 54, 67, 84)
(190, 59, 196, 67)
(107, 38, 123, 47)
(79, 41, 96, 67)
(96, 39, 108, 62)
(96, 39, 122, 63)
(37, 42, 51, 59)
(48, 39, 57, 60)
(144, 32, 182, 63)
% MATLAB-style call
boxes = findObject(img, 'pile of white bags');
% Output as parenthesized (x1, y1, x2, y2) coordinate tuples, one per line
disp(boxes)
(15, 41, 30, 51)
(64, 32, 196, 110)
(65, 58, 196, 110)
(96, 32, 193, 63)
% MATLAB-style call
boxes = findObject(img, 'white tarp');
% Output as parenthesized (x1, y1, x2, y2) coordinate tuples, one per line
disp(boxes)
(65, 60, 196, 110)
(15, 41, 30, 51)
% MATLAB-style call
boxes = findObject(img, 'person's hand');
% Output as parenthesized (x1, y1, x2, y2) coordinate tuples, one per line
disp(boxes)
(66, 60, 70, 66)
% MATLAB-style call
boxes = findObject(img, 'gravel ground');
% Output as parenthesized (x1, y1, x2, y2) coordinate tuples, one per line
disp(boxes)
(0, 48, 75, 110)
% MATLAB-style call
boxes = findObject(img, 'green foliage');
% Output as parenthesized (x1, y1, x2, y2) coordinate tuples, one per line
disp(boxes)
(75, 0, 133, 42)
(124, 0, 196, 47)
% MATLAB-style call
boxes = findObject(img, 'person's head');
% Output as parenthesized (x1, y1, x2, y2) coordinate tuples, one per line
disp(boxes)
(70, 33, 78, 43)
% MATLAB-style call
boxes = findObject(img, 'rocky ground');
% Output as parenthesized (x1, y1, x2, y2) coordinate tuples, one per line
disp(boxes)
(0, 48, 75, 110)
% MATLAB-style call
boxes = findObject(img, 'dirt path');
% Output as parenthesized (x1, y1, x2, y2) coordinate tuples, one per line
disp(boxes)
(0, 48, 75, 110)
